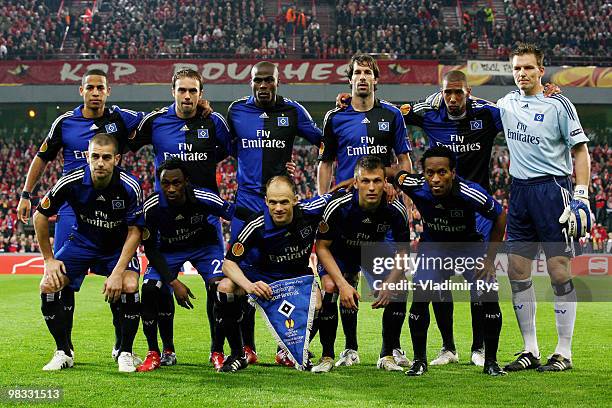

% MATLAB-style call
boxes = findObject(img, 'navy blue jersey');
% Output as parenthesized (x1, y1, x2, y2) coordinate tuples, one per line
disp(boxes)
(316, 190, 410, 268)
(226, 194, 332, 282)
(318, 99, 411, 183)
(130, 104, 231, 192)
(37, 104, 143, 174)
(142, 186, 235, 252)
(36, 164, 144, 253)
(395, 170, 502, 242)
(227, 95, 322, 195)
(403, 95, 503, 191)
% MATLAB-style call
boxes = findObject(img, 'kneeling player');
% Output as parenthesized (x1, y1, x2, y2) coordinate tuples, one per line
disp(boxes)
(313, 155, 411, 373)
(394, 146, 507, 376)
(216, 176, 332, 372)
(34, 133, 144, 372)
(138, 159, 245, 371)
(138, 158, 244, 371)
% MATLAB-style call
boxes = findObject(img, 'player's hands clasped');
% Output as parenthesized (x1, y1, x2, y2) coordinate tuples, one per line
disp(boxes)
(171, 279, 196, 309)
(43, 259, 66, 291)
(247, 280, 273, 300)
(103, 273, 123, 303)
(17, 197, 32, 224)
(338, 283, 360, 310)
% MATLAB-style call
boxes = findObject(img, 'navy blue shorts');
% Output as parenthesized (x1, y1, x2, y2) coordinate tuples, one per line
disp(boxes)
(55, 237, 140, 291)
(507, 175, 574, 259)
(53, 204, 76, 253)
(316, 257, 360, 287)
(144, 244, 224, 290)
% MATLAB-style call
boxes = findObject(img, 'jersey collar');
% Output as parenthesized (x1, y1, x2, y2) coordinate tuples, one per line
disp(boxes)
(83, 164, 120, 189)
(345, 98, 381, 113)
(263, 204, 304, 235)
(158, 185, 196, 209)
(73, 105, 111, 119)
(246, 95, 285, 108)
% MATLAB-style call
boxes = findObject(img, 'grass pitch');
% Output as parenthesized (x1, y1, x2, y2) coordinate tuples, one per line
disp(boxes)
(0, 275, 610, 407)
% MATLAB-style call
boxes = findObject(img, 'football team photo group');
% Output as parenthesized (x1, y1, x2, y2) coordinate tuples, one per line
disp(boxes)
(1, 1, 610, 405)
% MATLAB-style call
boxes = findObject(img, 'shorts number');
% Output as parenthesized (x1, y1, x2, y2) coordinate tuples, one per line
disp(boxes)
(211, 259, 222, 275)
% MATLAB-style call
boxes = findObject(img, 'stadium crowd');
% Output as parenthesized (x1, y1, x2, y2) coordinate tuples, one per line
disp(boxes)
(2, 0, 610, 62)
(0, 126, 609, 253)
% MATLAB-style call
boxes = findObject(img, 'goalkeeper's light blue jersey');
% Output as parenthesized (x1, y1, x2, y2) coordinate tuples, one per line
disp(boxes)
(497, 91, 589, 179)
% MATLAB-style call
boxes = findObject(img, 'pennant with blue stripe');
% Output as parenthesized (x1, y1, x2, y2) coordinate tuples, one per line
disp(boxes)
(248, 275, 316, 370)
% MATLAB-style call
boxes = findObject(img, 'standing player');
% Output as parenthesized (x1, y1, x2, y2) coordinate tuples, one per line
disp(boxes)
(17, 69, 144, 361)
(498, 43, 590, 372)
(317, 54, 412, 368)
(393, 146, 507, 376)
(129, 69, 231, 368)
(34, 134, 144, 372)
(227, 61, 323, 363)
(138, 158, 246, 372)
(215, 176, 332, 372)
(312, 156, 410, 373)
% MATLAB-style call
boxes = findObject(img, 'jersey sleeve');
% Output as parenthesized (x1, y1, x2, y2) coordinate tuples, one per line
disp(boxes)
(121, 173, 145, 227)
(318, 109, 339, 162)
(294, 101, 323, 146)
(211, 112, 232, 161)
(299, 192, 334, 217)
(36, 114, 66, 162)
(226, 215, 263, 264)
(128, 111, 156, 152)
(389, 199, 410, 242)
(225, 105, 239, 158)
(555, 96, 589, 148)
(401, 95, 436, 128)
(142, 196, 161, 248)
(394, 170, 426, 198)
(316, 194, 348, 241)
(458, 180, 502, 220)
(114, 105, 146, 132)
(391, 106, 411, 154)
(193, 187, 235, 220)
(36, 172, 75, 217)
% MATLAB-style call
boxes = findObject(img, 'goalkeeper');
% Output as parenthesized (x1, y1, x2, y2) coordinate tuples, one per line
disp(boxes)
(497, 43, 591, 373)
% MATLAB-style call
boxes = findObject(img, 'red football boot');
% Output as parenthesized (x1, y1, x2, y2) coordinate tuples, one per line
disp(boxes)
(211, 352, 225, 371)
(275, 349, 295, 368)
(243, 345, 258, 365)
(136, 351, 161, 372)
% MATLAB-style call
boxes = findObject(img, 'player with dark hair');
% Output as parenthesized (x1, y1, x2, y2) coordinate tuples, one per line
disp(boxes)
(317, 53, 413, 368)
(17, 69, 145, 362)
(226, 61, 323, 365)
(137, 158, 246, 372)
(215, 175, 333, 372)
(312, 155, 410, 373)
(130, 68, 231, 369)
(498, 43, 590, 372)
(34, 134, 144, 372)
(393, 146, 507, 376)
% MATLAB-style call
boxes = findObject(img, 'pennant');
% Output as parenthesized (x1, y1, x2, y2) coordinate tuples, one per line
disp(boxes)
(249, 275, 316, 370)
